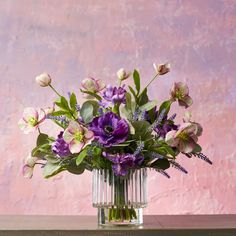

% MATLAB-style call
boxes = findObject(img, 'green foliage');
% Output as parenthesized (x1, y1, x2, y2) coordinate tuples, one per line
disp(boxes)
(43, 162, 65, 179)
(76, 149, 87, 166)
(158, 100, 172, 116)
(133, 69, 140, 95)
(192, 144, 202, 153)
(139, 100, 157, 112)
(138, 88, 149, 106)
(37, 133, 49, 146)
(151, 158, 170, 170)
(80, 89, 102, 100)
(69, 92, 77, 111)
(66, 158, 86, 175)
(80, 100, 98, 124)
(132, 121, 153, 141)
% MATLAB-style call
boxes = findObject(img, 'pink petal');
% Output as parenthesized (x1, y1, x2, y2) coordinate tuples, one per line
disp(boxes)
(84, 128, 94, 140)
(37, 108, 46, 123)
(176, 82, 189, 95)
(23, 107, 38, 121)
(63, 129, 75, 143)
(18, 119, 37, 134)
(69, 140, 84, 154)
(22, 165, 34, 179)
(178, 139, 197, 153)
(165, 130, 179, 147)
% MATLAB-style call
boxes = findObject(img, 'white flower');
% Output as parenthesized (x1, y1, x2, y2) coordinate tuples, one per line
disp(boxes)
(117, 68, 131, 81)
(35, 73, 52, 87)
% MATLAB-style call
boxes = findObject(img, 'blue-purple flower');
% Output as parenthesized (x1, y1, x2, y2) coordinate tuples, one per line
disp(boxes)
(89, 112, 129, 147)
(103, 152, 144, 176)
(52, 131, 71, 157)
(103, 85, 126, 104)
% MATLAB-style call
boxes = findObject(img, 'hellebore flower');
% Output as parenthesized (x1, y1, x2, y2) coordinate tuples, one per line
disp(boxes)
(117, 68, 131, 81)
(165, 122, 203, 153)
(89, 112, 129, 147)
(103, 85, 126, 104)
(170, 82, 193, 108)
(103, 152, 144, 176)
(63, 121, 94, 154)
(35, 73, 52, 87)
(52, 131, 71, 157)
(81, 77, 105, 94)
(18, 107, 46, 134)
(22, 154, 39, 179)
(153, 63, 170, 75)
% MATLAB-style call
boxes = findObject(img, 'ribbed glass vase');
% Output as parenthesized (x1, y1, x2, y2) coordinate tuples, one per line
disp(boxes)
(92, 168, 147, 226)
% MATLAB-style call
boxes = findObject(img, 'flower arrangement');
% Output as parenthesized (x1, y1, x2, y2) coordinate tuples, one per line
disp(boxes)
(19, 64, 212, 224)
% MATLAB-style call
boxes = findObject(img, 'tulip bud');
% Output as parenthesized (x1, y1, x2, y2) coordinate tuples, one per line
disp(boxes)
(35, 73, 51, 87)
(153, 63, 170, 75)
(117, 68, 131, 81)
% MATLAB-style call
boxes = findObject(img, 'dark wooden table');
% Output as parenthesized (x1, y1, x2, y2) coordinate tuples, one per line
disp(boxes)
(0, 215, 235, 236)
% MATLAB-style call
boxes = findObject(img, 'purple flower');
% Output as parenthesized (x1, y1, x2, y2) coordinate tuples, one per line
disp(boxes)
(154, 118, 178, 138)
(103, 152, 144, 176)
(103, 85, 126, 104)
(52, 131, 71, 157)
(89, 112, 129, 147)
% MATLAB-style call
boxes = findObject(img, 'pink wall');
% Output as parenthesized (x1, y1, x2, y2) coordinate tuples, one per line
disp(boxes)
(1, 0, 236, 215)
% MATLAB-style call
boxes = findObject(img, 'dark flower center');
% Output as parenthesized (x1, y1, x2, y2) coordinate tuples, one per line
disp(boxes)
(104, 125, 114, 134)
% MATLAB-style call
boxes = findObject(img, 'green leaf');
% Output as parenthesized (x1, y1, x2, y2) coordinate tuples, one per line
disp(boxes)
(138, 88, 149, 105)
(67, 159, 85, 175)
(43, 162, 65, 179)
(55, 96, 70, 111)
(133, 69, 140, 95)
(132, 120, 153, 141)
(80, 90, 102, 101)
(158, 100, 172, 116)
(128, 86, 137, 100)
(70, 92, 77, 111)
(37, 133, 49, 146)
(152, 158, 170, 170)
(192, 144, 202, 153)
(139, 100, 157, 112)
(125, 92, 132, 111)
(80, 101, 94, 124)
(76, 149, 87, 166)
(50, 110, 70, 116)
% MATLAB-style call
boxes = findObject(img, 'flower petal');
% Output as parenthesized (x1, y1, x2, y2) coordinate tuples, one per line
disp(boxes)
(23, 107, 38, 121)
(22, 165, 34, 179)
(165, 130, 179, 147)
(178, 139, 197, 153)
(69, 140, 84, 154)
(84, 128, 94, 140)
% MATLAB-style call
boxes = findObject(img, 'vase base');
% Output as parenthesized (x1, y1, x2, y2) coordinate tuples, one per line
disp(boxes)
(97, 207, 143, 226)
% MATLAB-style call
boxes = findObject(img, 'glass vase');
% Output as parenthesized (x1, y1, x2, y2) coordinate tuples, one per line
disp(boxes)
(92, 168, 147, 226)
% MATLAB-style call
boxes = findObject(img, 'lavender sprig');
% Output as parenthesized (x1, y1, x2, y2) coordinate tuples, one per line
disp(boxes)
(193, 153, 213, 165)
(132, 110, 139, 121)
(75, 104, 81, 112)
(169, 160, 188, 174)
(133, 142, 144, 156)
(149, 108, 166, 131)
(155, 169, 170, 178)
(46, 115, 69, 124)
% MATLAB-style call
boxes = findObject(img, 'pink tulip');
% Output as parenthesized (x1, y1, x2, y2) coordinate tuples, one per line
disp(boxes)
(165, 122, 202, 153)
(35, 73, 51, 87)
(18, 107, 46, 134)
(170, 82, 193, 108)
(117, 68, 131, 81)
(63, 121, 94, 154)
(153, 63, 170, 75)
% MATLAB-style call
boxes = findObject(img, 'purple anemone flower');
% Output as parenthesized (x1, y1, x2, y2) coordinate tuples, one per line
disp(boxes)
(103, 85, 126, 104)
(103, 152, 144, 176)
(52, 131, 71, 157)
(89, 112, 129, 147)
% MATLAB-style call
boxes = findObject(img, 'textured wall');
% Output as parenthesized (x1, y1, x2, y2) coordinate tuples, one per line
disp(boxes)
(0, 0, 236, 215)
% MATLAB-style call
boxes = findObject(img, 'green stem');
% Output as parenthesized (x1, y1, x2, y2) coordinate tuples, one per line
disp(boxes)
(49, 84, 62, 97)
(139, 73, 160, 98)
(112, 103, 120, 117)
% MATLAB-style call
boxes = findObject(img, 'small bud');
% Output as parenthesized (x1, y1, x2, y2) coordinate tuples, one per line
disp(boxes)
(117, 68, 131, 81)
(35, 73, 51, 87)
(153, 63, 170, 75)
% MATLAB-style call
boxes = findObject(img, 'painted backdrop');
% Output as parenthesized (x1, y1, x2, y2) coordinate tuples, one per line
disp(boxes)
(0, 0, 236, 215)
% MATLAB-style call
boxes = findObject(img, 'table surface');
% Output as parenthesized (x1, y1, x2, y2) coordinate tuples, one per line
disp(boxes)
(0, 215, 236, 236)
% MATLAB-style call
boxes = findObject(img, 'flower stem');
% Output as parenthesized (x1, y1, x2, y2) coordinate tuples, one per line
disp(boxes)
(139, 73, 160, 97)
(49, 84, 62, 97)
